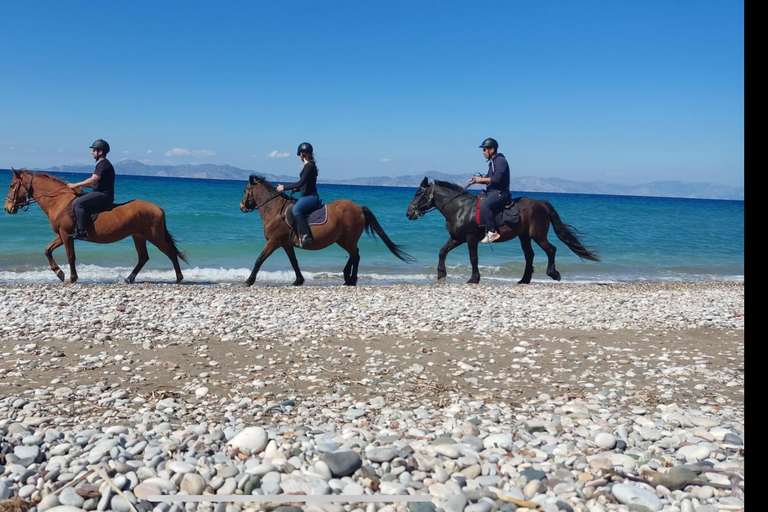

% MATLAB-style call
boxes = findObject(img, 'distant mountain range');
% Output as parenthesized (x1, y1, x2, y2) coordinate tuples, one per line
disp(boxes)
(40, 159, 744, 200)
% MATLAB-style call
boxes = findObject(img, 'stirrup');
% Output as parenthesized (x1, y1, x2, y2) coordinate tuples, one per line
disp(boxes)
(68, 231, 88, 241)
(481, 231, 500, 244)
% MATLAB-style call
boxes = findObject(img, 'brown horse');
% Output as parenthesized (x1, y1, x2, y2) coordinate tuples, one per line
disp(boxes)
(4, 169, 188, 284)
(239, 175, 414, 286)
(406, 178, 600, 284)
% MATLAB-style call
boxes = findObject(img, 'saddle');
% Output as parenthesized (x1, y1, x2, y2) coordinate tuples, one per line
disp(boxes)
(475, 192, 520, 228)
(66, 197, 118, 225)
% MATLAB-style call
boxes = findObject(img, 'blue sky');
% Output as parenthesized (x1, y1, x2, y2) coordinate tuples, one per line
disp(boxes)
(1, 1, 744, 187)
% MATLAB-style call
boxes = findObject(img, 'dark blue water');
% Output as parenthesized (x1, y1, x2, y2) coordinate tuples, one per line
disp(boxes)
(0, 170, 744, 285)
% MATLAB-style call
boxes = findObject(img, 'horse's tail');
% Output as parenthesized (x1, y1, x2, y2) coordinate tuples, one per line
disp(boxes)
(543, 200, 600, 262)
(362, 206, 416, 263)
(162, 215, 189, 264)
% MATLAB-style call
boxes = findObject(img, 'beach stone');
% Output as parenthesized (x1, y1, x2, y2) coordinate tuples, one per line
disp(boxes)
(677, 445, 710, 462)
(365, 446, 398, 462)
(320, 450, 362, 477)
(408, 502, 436, 512)
(14, 445, 39, 459)
(280, 475, 331, 495)
(483, 434, 513, 451)
(595, 432, 617, 450)
(611, 483, 662, 511)
(37, 494, 61, 511)
(228, 427, 268, 453)
(59, 487, 85, 507)
(134, 482, 162, 500)
(180, 473, 206, 495)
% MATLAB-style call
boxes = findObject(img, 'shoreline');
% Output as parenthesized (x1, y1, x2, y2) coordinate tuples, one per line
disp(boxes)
(0, 281, 744, 511)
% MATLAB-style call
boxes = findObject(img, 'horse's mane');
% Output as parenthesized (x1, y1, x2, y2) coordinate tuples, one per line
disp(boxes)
(434, 180, 468, 194)
(17, 169, 69, 187)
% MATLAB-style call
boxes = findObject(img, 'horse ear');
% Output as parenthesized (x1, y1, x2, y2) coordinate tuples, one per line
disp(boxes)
(420, 177, 429, 187)
(249, 175, 257, 185)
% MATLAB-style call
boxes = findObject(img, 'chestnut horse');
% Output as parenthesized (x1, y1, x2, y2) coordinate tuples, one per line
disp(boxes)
(406, 178, 599, 284)
(239, 175, 414, 286)
(4, 169, 188, 284)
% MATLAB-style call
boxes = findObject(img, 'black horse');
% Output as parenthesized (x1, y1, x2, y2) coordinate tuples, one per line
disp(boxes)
(406, 178, 599, 284)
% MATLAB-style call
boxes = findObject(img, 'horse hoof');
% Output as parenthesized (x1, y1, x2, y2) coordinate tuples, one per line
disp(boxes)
(437, 277, 446, 284)
(55, 270, 65, 282)
(292, 279, 305, 286)
(244, 281, 254, 288)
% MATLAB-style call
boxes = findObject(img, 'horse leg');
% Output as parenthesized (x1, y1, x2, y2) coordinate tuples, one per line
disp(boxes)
(437, 237, 463, 283)
(535, 236, 561, 281)
(147, 233, 184, 284)
(125, 236, 150, 284)
(282, 244, 305, 286)
(342, 248, 360, 286)
(62, 236, 78, 284)
(466, 236, 481, 284)
(245, 239, 281, 287)
(44, 236, 65, 282)
(518, 235, 535, 284)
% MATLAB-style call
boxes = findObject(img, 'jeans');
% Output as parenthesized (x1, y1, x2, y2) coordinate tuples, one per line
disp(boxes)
(480, 190, 510, 232)
(73, 191, 112, 231)
(293, 194, 320, 218)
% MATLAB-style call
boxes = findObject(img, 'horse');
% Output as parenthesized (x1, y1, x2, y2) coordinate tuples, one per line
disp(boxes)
(4, 168, 188, 284)
(239, 174, 414, 286)
(406, 177, 599, 284)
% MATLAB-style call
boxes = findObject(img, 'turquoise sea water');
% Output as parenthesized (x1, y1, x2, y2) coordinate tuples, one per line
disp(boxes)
(0, 170, 744, 285)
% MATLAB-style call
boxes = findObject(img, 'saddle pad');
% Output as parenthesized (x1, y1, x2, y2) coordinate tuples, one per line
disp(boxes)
(284, 204, 328, 228)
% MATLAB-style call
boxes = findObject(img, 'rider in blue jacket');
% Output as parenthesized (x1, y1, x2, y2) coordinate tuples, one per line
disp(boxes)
(468, 137, 510, 243)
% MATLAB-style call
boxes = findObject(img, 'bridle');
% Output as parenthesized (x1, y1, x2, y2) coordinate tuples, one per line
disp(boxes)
(5, 173, 36, 210)
(413, 182, 470, 217)
(242, 181, 287, 212)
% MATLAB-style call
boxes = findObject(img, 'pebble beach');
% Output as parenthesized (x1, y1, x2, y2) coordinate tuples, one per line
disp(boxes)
(0, 281, 744, 512)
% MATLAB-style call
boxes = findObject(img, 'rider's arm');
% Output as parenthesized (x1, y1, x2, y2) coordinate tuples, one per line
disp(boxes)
(280, 165, 309, 191)
(68, 173, 100, 190)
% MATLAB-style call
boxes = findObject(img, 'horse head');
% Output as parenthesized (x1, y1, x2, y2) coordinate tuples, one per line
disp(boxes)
(240, 174, 286, 213)
(406, 177, 434, 220)
(4, 168, 34, 214)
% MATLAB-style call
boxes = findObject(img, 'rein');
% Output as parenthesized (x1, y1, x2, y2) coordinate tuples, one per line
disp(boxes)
(244, 182, 287, 211)
(420, 182, 471, 216)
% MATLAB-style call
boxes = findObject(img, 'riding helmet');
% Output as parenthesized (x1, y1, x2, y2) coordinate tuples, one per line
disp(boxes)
(89, 139, 110, 153)
(297, 142, 313, 156)
(479, 138, 498, 150)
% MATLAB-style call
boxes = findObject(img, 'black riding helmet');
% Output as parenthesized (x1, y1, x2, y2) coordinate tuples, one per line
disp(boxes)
(479, 138, 498, 150)
(297, 142, 313, 156)
(90, 139, 110, 154)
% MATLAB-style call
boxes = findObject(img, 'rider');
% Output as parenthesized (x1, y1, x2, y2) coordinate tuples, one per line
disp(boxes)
(277, 142, 320, 247)
(67, 139, 115, 241)
(468, 137, 510, 243)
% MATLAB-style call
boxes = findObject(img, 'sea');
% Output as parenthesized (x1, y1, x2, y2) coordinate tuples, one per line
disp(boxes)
(0, 170, 744, 286)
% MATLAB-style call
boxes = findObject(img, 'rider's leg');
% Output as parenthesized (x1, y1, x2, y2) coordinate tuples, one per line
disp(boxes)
(293, 195, 320, 246)
(480, 190, 505, 243)
(71, 192, 111, 239)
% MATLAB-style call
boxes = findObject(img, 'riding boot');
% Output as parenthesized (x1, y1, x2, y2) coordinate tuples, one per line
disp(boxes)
(293, 214, 313, 247)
